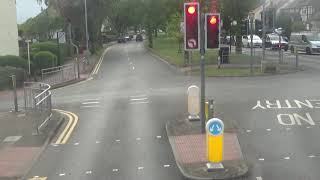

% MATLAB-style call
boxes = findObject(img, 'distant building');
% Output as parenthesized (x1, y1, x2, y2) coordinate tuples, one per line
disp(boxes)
(0, 0, 19, 56)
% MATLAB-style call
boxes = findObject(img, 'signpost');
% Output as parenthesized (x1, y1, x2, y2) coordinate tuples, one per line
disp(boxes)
(206, 118, 224, 170)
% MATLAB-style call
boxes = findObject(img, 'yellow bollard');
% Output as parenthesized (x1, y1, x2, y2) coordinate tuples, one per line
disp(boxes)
(205, 101, 209, 121)
(206, 118, 224, 164)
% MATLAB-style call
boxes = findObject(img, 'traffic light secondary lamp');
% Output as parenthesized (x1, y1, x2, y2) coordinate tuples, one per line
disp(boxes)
(205, 13, 220, 50)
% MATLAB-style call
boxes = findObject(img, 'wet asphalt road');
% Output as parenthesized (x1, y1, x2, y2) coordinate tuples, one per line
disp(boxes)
(25, 42, 320, 180)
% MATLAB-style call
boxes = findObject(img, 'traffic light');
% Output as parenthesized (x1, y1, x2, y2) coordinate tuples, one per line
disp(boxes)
(205, 13, 220, 49)
(184, 2, 200, 51)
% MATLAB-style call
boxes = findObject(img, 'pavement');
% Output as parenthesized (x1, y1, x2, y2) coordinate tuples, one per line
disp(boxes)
(0, 110, 64, 179)
(166, 119, 248, 179)
(0, 40, 316, 180)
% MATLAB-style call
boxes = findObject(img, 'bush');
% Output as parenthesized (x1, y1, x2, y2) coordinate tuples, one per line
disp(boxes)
(0, 55, 28, 69)
(32, 51, 57, 72)
(31, 42, 69, 65)
(0, 66, 26, 90)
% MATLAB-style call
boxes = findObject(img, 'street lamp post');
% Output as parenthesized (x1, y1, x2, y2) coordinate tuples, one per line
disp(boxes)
(84, 0, 89, 52)
(249, 13, 255, 75)
(26, 40, 31, 75)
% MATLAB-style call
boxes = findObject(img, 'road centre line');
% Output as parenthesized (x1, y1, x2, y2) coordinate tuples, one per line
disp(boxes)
(130, 95, 147, 98)
(54, 109, 79, 144)
(81, 105, 101, 108)
(130, 98, 148, 101)
(83, 99, 100, 102)
(256, 177, 263, 180)
(81, 101, 100, 105)
(130, 101, 149, 105)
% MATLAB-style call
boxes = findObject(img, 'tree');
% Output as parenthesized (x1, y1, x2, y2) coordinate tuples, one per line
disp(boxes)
(292, 21, 305, 32)
(219, 0, 259, 53)
(276, 12, 292, 38)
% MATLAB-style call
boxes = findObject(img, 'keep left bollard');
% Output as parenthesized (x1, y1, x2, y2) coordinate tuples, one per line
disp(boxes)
(206, 118, 224, 171)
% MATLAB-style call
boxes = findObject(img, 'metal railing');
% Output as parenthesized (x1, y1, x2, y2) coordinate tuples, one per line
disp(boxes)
(24, 82, 52, 134)
(41, 63, 78, 86)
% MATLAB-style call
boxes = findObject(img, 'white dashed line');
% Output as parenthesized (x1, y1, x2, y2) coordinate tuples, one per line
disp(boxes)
(258, 158, 265, 161)
(307, 126, 311, 129)
(266, 129, 271, 132)
(81, 101, 100, 105)
(163, 164, 170, 168)
(130, 101, 149, 105)
(96, 141, 100, 144)
(132, 66, 135, 70)
(112, 169, 119, 172)
(74, 142, 79, 146)
(130, 98, 148, 101)
(308, 155, 316, 158)
(130, 95, 147, 98)
(51, 143, 59, 147)
(115, 139, 120, 142)
(83, 99, 100, 102)
(283, 156, 291, 160)
(246, 129, 252, 133)
(85, 170, 92, 175)
(156, 136, 162, 139)
(81, 105, 101, 108)
(136, 137, 141, 141)
(138, 166, 144, 170)
(59, 173, 66, 176)
(256, 177, 263, 180)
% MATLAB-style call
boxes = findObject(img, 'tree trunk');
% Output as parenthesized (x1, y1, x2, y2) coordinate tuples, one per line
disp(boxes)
(154, 28, 158, 38)
(235, 35, 242, 54)
(147, 24, 153, 48)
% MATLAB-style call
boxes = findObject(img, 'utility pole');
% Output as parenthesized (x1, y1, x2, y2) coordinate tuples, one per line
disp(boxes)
(250, 13, 254, 75)
(200, 12, 206, 134)
(262, 3, 266, 63)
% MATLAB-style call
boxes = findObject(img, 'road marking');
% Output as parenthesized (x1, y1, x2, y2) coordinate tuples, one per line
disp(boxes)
(84, 99, 100, 102)
(112, 169, 119, 172)
(74, 142, 79, 146)
(256, 177, 263, 180)
(85, 170, 92, 175)
(156, 136, 162, 139)
(283, 156, 291, 160)
(136, 137, 141, 141)
(138, 166, 144, 170)
(307, 126, 311, 129)
(163, 164, 170, 168)
(286, 127, 291, 131)
(92, 48, 110, 75)
(132, 66, 135, 70)
(81, 105, 101, 108)
(130, 95, 147, 98)
(130, 101, 149, 105)
(28, 177, 47, 180)
(258, 158, 265, 161)
(81, 101, 100, 105)
(130, 98, 148, 101)
(59, 173, 66, 176)
(54, 109, 79, 144)
(115, 139, 120, 142)
(266, 129, 271, 132)
(308, 155, 316, 158)
(246, 129, 252, 133)
(96, 141, 100, 144)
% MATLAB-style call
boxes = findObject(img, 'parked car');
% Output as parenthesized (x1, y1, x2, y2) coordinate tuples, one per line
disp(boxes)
(242, 35, 262, 48)
(265, 33, 288, 51)
(117, 36, 126, 43)
(289, 32, 320, 55)
(136, 34, 143, 42)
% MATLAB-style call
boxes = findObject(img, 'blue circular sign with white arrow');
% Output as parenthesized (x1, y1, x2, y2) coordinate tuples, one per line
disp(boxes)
(206, 118, 224, 136)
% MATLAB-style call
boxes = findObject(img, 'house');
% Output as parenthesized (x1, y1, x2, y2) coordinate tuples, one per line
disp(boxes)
(0, 0, 19, 56)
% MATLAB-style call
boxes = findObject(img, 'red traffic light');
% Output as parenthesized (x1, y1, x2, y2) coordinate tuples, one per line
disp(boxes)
(188, 6, 196, 15)
(209, 16, 217, 25)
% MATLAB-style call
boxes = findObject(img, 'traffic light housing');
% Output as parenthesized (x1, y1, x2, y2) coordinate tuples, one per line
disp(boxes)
(184, 2, 200, 51)
(205, 13, 220, 49)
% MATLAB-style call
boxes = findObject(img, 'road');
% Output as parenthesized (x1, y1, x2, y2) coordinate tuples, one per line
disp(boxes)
(25, 42, 320, 180)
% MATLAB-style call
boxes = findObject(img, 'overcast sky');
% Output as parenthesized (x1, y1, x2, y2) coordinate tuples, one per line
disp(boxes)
(16, 0, 46, 24)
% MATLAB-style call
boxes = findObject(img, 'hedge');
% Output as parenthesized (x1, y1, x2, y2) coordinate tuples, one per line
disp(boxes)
(0, 66, 26, 90)
(31, 42, 69, 65)
(0, 55, 28, 69)
(32, 51, 57, 72)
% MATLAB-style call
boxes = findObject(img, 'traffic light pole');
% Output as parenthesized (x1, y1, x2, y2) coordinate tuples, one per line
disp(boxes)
(200, 13, 206, 134)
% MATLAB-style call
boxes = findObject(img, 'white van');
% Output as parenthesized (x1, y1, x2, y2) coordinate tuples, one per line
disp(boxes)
(289, 32, 320, 55)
